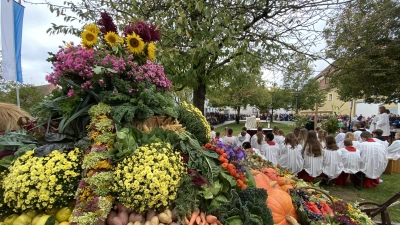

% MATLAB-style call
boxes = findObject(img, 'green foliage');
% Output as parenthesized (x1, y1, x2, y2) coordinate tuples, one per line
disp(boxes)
(324, 0, 400, 103)
(177, 102, 211, 145)
(321, 113, 340, 135)
(0, 130, 37, 151)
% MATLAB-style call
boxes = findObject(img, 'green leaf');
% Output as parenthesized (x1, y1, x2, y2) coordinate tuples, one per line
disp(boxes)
(201, 150, 219, 159)
(106, 68, 117, 73)
(0, 155, 14, 168)
(220, 172, 237, 187)
(93, 66, 104, 74)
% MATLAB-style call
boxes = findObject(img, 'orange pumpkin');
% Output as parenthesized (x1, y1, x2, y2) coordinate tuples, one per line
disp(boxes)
(251, 169, 272, 191)
(262, 168, 280, 181)
(277, 177, 292, 186)
(280, 185, 294, 192)
(266, 189, 298, 225)
(270, 181, 283, 190)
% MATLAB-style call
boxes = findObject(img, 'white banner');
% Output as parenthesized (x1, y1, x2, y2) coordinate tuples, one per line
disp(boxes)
(1, 0, 16, 81)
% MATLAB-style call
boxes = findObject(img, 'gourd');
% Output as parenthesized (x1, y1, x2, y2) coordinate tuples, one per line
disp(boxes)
(251, 170, 272, 191)
(280, 184, 294, 192)
(277, 177, 292, 186)
(262, 168, 280, 181)
(266, 189, 298, 225)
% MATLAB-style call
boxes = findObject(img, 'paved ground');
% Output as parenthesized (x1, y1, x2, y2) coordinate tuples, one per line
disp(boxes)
(212, 120, 294, 128)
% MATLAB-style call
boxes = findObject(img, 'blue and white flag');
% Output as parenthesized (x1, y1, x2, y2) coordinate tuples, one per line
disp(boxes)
(1, 0, 25, 82)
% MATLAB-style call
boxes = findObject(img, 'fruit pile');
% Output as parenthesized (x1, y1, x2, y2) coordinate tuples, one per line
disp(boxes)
(0, 207, 72, 225)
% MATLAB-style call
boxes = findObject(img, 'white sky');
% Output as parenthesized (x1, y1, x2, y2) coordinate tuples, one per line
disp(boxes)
(0, 0, 330, 86)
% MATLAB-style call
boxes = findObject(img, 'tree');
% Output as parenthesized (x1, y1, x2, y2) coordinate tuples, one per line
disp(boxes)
(207, 55, 270, 124)
(282, 54, 327, 112)
(324, 0, 400, 103)
(35, 0, 347, 113)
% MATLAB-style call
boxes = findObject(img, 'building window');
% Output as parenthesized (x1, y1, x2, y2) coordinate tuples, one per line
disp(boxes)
(328, 93, 333, 101)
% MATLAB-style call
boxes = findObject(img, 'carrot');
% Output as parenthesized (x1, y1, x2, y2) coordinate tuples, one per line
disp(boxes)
(184, 216, 190, 225)
(188, 210, 200, 225)
(216, 220, 223, 225)
(196, 215, 201, 224)
(206, 215, 217, 224)
(200, 212, 206, 224)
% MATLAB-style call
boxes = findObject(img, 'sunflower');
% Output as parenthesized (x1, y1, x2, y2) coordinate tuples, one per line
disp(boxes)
(81, 30, 98, 47)
(126, 33, 145, 54)
(84, 24, 100, 34)
(146, 42, 156, 60)
(104, 32, 120, 47)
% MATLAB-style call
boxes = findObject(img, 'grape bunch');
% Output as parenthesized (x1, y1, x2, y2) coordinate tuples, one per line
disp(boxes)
(300, 201, 324, 221)
(296, 190, 310, 202)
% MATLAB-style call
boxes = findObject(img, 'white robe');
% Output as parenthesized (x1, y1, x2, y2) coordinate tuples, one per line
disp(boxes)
(376, 113, 391, 136)
(260, 143, 280, 165)
(253, 148, 268, 161)
(373, 138, 389, 155)
(322, 149, 344, 179)
(278, 144, 304, 174)
(353, 130, 362, 142)
(369, 117, 377, 131)
(210, 131, 216, 141)
(237, 134, 250, 147)
(358, 141, 388, 179)
(223, 136, 238, 146)
(336, 133, 346, 148)
(302, 149, 324, 178)
(250, 134, 265, 149)
(387, 140, 400, 160)
(339, 148, 361, 174)
(352, 141, 360, 148)
(274, 135, 285, 145)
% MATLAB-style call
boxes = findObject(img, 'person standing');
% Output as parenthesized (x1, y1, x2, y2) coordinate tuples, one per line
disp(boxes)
(375, 106, 390, 141)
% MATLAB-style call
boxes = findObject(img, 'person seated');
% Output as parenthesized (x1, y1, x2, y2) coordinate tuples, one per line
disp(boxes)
(344, 132, 360, 148)
(251, 127, 265, 149)
(388, 132, 400, 160)
(223, 128, 237, 146)
(323, 136, 344, 180)
(260, 132, 280, 165)
(372, 129, 389, 154)
(352, 122, 363, 142)
(210, 126, 216, 141)
(215, 132, 221, 142)
(318, 129, 328, 148)
(335, 125, 348, 148)
(334, 139, 361, 185)
(274, 129, 286, 146)
(278, 132, 303, 174)
(351, 131, 387, 188)
(237, 130, 250, 147)
(239, 126, 251, 142)
(297, 131, 324, 183)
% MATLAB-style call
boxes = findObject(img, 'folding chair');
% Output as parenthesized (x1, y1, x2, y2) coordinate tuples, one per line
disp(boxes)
(359, 190, 400, 225)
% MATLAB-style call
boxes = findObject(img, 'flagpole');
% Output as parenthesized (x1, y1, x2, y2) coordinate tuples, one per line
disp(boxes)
(16, 0, 21, 109)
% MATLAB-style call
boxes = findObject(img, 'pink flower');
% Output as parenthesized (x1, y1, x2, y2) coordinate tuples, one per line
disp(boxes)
(67, 89, 75, 97)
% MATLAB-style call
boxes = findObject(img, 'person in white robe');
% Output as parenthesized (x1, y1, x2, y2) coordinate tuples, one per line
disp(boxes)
(374, 106, 391, 139)
(335, 126, 348, 148)
(352, 122, 363, 142)
(334, 139, 361, 186)
(355, 131, 388, 188)
(388, 132, 400, 160)
(237, 130, 250, 147)
(298, 131, 324, 182)
(250, 127, 265, 149)
(322, 136, 344, 179)
(260, 132, 280, 165)
(278, 132, 303, 174)
(369, 115, 377, 132)
(210, 126, 216, 141)
(222, 128, 238, 146)
(372, 129, 389, 154)
(318, 129, 328, 149)
(344, 132, 360, 148)
(274, 129, 285, 146)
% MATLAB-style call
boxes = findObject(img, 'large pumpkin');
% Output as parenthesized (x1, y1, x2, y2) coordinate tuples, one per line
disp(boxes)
(262, 168, 280, 181)
(251, 169, 272, 191)
(266, 189, 298, 225)
(277, 177, 292, 186)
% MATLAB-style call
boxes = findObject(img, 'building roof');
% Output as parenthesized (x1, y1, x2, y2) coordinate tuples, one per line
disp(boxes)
(314, 62, 337, 80)
(35, 84, 57, 95)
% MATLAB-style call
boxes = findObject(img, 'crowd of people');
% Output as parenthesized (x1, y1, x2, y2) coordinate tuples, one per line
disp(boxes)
(209, 106, 400, 189)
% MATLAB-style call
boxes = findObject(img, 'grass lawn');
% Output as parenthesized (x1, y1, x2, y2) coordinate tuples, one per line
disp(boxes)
(321, 174, 400, 223)
(214, 121, 294, 135)
(214, 121, 400, 222)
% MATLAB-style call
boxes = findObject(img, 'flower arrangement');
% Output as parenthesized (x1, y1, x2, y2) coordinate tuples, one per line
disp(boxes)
(45, 12, 176, 124)
(71, 103, 115, 225)
(113, 142, 185, 212)
(177, 102, 211, 144)
(203, 141, 247, 189)
(2, 148, 82, 211)
(327, 200, 374, 225)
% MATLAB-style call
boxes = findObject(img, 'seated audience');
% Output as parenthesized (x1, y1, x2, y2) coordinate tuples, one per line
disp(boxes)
(323, 136, 344, 180)
(297, 131, 324, 183)
(260, 132, 280, 165)
(223, 128, 237, 146)
(388, 132, 400, 160)
(278, 132, 303, 174)
(334, 139, 361, 185)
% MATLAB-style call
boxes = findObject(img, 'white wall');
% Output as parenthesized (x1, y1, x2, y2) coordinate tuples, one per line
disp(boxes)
(355, 102, 380, 117)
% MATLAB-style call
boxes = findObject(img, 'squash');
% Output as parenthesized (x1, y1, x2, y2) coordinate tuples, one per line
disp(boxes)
(266, 189, 298, 225)
(262, 168, 280, 181)
(281, 185, 294, 192)
(277, 177, 292, 186)
(251, 169, 272, 191)
(270, 181, 282, 190)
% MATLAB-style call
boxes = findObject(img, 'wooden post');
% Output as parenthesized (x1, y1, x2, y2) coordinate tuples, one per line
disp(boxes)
(314, 103, 319, 130)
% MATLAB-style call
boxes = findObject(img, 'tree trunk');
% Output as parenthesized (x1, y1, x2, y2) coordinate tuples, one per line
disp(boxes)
(193, 82, 206, 115)
(236, 107, 241, 124)
(271, 107, 274, 123)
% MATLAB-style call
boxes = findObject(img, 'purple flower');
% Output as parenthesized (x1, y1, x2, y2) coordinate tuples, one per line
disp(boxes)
(97, 11, 118, 34)
(67, 89, 75, 98)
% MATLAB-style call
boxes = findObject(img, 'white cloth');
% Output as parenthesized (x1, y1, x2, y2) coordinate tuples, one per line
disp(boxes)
(353, 130, 362, 142)
(278, 144, 304, 174)
(274, 135, 285, 145)
(210, 131, 216, 141)
(376, 113, 390, 136)
(246, 116, 257, 129)
(358, 141, 388, 179)
(352, 141, 360, 148)
(319, 140, 326, 149)
(253, 148, 268, 161)
(260, 143, 280, 165)
(388, 140, 400, 160)
(237, 133, 250, 147)
(336, 133, 346, 148)
(339, 148, 361, 174)
(222, 136, 238, 146)
(251, 134, 265, 149)
(369, 117, 377, 131)
(302, 149, 324, 178)
(322, 149, 344, 179)
(373, 138, 389, 155)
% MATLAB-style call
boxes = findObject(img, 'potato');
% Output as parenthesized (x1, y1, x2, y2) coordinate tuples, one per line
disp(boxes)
(107, 211, 118, 225)
(129, 213, 143, 223)
(163, 209, 172, 220)
(112, 217, 123, 225)
(117, 203, 129, 213)
(158, 213, 172, 224)
(150, 216, 159, 225)
(144, 222, 151, 225)
(127, 223, 134, 225)
(119, 211, 129, 225)
(146, 210, 156, 222)
(133, 222, 141, 225)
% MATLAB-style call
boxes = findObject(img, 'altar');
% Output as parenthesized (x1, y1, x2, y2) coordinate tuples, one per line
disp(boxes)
(246, 128, 273, 137)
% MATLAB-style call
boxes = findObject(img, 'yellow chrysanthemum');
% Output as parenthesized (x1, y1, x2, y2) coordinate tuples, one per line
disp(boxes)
(126, 33, 145, 54)
(147, 42, 156, 60)
(84, 23, 100, 34)
(104, 31, 120, 47)
(81, 30, 98, 47)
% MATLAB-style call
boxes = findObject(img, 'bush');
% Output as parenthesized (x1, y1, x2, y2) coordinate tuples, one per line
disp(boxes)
(177, 102, 211, 145)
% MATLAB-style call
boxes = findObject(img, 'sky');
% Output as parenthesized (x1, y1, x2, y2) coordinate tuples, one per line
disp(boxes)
(0, 0, 330, 86)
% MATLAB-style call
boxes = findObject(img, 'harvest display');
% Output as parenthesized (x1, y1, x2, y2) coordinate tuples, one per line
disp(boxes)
(0, 12, 373, 225)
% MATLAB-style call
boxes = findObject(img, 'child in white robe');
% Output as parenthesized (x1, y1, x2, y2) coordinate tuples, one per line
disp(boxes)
(237, 130, 250, 147)
(298, 131, 324, 183)
(372, 129, 389, 154)
(334, 139, 361, 186)
(344, 132, 360, 148)
(318, 129, 327, 148)
(278, 132, 303, 174)
(274, 129, 286, 146)
(323, 135, 344, 180)
(222, 128, 238, 146)
(251, 127, 265, 149)
(260, 132, 280, 165)
(297, 128, 308, 147)
(388, 132, 400, 160)
(335, 125, 348, 148)
(353, 131, 388, 188)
